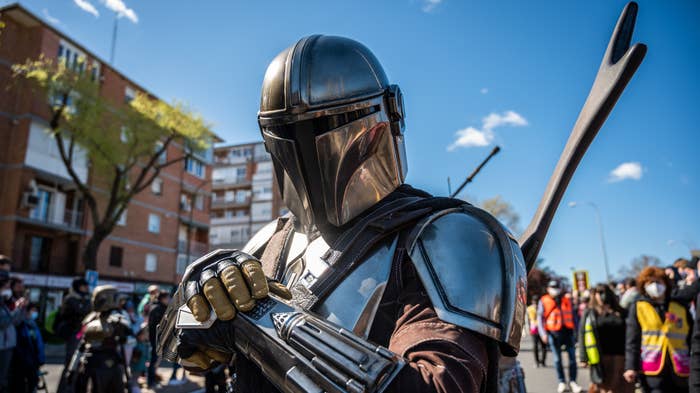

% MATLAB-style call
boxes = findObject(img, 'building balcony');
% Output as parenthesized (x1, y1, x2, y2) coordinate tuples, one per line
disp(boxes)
(177, 240, 209, 257)
(24, 208, 84, 231)
(211, 177, 251, 190)
(210, 215, 250, 225)
(211, 198, 251, 209)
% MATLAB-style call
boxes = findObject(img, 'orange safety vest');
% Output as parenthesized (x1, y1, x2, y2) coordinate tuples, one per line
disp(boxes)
(636, 300, 690, 377)
(541, 294, 575, 332)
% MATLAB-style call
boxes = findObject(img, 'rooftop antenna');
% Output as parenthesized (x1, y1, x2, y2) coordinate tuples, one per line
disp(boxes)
(109, 15, 118, 65)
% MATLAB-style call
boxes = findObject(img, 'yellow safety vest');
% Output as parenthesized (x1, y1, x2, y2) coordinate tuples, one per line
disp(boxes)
(636, 300, 690, 377)
(583, 313, 600, 365)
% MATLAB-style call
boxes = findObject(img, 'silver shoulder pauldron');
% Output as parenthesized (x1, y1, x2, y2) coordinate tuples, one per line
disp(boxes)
(405, 205, 527, 355)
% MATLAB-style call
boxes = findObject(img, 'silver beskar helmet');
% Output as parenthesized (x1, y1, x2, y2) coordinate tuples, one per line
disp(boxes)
(258, 35, 407, 233)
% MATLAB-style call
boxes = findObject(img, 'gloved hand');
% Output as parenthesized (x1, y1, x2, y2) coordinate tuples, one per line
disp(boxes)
(176, 250, 291, 371)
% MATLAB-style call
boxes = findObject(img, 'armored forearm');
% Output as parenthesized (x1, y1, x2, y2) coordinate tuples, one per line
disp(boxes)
(159, 294, 403, 393)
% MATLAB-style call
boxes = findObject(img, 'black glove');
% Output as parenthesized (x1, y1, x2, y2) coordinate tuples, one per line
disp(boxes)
(176, 250, 291, 371)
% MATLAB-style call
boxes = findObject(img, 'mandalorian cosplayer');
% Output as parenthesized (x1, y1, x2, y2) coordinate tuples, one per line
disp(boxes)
(158, 5, 646, 391)
(162, 35, 525, 393)
(60, 285, 132, 393)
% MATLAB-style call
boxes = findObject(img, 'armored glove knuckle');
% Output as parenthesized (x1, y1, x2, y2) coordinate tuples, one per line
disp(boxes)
(184, 249, 275, 323)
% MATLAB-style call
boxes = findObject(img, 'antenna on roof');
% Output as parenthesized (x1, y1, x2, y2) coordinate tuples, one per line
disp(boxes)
(109, 15, 118, 65)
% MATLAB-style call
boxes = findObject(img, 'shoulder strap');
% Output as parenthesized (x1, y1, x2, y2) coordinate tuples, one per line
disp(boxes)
(259, 217, 297, 281)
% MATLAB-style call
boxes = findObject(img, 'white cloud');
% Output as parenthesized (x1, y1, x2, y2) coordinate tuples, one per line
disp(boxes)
(74, 0, 99, 17)
(422, 0, 442, 13)
(42, 8, 61, 25)
(608, 162, 643, 182)
(102, 0, 138, 23)
(480, 88, 489, 94)
(448, 110, 528, 151)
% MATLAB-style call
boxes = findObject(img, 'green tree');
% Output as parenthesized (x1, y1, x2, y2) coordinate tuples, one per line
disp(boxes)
(617, 254, 662, 280)
(480, 195, 521, 234)
(12, 56, 213, 270)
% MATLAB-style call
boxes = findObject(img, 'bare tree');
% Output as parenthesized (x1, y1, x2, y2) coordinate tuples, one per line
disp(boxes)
(617, 254, 662, 279)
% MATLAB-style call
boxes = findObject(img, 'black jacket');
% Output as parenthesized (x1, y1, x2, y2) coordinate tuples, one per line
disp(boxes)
(148, 301, 166, 346)
(56, 291, 90, 339)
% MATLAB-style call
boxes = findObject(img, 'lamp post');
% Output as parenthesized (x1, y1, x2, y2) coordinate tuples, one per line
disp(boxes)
(569, 201, 611, 282)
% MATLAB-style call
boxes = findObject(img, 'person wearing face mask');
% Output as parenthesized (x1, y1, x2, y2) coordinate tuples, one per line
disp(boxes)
(0, 268, 26, 393)
(537, 280, 582, 393)
(624, 266, 691, 392)
(579, 284, 633, 393)
(9, 303, 45, 393)
(54, 278, 91, 367)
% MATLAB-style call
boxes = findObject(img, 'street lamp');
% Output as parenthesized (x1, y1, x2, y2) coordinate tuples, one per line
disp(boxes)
(568, 201, 611, 282)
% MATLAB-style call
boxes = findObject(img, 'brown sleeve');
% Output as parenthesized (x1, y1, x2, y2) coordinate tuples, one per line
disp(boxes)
(382, 259, 489, 393)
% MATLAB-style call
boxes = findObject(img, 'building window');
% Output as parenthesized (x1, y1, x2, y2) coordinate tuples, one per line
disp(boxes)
(125, 86, 136, 104)
(30, 188, 52, 221)
(180, 194, 192, 212)
(57, 40, 86, 72)
(151, 178, 163, 195)
(235, 190, 248, 203)
(148, 214, 160, 233)
(109, 246, 123, 267)
(27, 236, 51, 272)
(195, 194, 204, 210)
(120, 126, 129, 143)
(145, 253, 157, 272)
(155, 141, 167, 164)
(116, 209, 127, 226)
(185, 157, 205, 178)
(90, 60, 101, 82)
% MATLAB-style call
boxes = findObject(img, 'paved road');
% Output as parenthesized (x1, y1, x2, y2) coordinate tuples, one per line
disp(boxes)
(39, 334, 589, 393)
(518, 334, 592, 393)
(41, 362, 204, 393)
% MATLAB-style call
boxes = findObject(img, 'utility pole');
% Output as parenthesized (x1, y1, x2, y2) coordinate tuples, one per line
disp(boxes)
(569, 201, 611, 282)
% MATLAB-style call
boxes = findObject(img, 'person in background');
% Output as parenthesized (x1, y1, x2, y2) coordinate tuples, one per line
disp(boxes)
(55, 278, 91, 366)
(527, 296, 546, 367)
(538, 280, 582, 393)
(130, 327, 149, 383)
(138, 285, 159, 319)
(615, 281, 625, 298)
(577, 290, 590, 320)
(624, 266, 690, 393)
(9, 277, 25, 309)
(147, 290, 170, 388)
(619, 278, 640, 311)
(579, 284, 633, 393)
(9, 303, 45, 393)
(0, 257, 26, 393)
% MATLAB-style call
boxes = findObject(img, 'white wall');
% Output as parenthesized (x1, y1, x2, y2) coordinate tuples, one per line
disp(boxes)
(25, 121, 88, 183)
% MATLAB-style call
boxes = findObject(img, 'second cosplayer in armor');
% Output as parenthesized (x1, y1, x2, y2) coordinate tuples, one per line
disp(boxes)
(60, 285, 132, 393)
(162, 35, 526, 393)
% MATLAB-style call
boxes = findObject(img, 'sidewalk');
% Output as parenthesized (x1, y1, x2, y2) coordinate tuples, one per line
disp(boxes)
(43, 344, 204, 393)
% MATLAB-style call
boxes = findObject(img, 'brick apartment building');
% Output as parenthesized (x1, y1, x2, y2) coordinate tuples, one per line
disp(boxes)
(209, 142, 286, 249)
(0, 4, 218, 315)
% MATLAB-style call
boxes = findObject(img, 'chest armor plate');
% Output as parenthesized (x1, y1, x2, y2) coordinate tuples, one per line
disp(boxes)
(249, 228, 399, 339)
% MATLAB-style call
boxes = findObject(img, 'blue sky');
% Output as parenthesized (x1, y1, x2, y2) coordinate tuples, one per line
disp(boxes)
(6, 0, 699, 283)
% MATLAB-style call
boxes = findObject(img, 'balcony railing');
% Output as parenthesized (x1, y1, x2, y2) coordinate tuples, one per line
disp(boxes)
(177, 240, 209, 256)
(211, 198, 251, 209)
(210, 215, 250, 225)
(212, 177, 251, 189)
(28, 207, 83, 229)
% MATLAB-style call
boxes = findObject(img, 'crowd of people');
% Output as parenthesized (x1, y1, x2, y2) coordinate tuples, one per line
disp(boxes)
(0, 254, 189, 393)
(526, 257, 700, 393)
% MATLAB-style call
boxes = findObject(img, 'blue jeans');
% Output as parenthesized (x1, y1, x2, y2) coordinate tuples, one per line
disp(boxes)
(548, 331, 577, 383)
